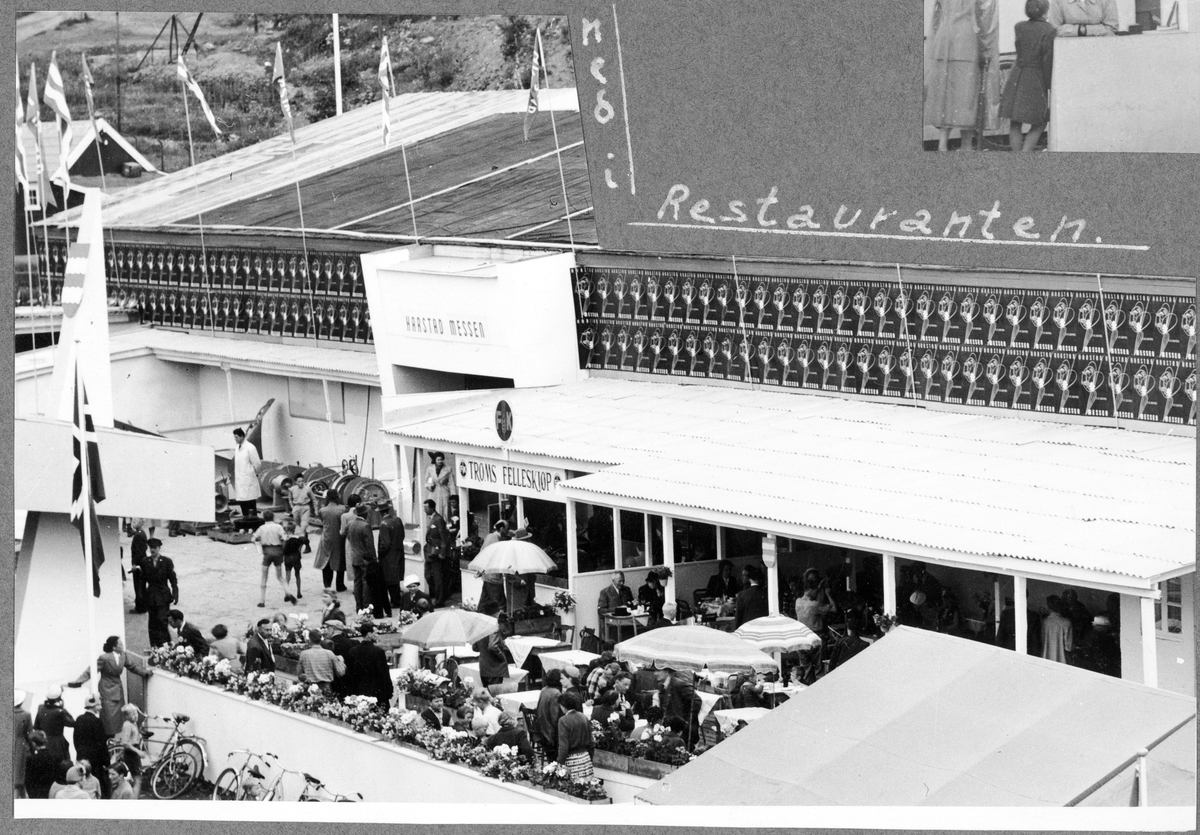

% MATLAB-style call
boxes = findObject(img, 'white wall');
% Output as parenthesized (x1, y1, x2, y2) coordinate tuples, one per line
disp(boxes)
(1120, 582, 1195, 696)
(14, 513, 125, 690)
(147, 671, 564, 803)
(1051, 32, 1200, 152)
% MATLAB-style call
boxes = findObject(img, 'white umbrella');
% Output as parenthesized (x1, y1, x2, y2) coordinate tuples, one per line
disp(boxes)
(614, 625, 779, 675)
(400, 608, 499, 649)
(733, 615, 822, 654)
(467, 539, 556, 574)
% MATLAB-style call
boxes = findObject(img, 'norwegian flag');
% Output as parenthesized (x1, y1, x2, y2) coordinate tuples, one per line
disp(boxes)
(80, 52, 95, 117)
(27, 62, 55, 209)
(379, 37, 392, 148)
(15, 57, 29, 197)
(523, 28, 545, 141)
(71, 359, 107, 597)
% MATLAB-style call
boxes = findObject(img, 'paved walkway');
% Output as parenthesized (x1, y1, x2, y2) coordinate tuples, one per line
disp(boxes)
(121, 526, 453, 655)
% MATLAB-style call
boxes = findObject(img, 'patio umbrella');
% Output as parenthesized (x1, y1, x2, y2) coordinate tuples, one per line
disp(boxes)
(614, 625, 779, 675)
(467, 539, 557, 574)
(733, 615, 822, 654)
(400, 607, 499, 649)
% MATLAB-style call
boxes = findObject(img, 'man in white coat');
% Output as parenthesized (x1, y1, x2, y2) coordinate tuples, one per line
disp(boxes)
(231, 428, 262, 518)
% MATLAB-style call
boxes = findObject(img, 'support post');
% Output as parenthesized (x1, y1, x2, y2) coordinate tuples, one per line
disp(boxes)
(515, 495, 525, 530)
(221, 363, 235, 419)
(1140, 596, 1158, 688)
(643, 514, 653, 566)
(1014, 576, 1028, 655)
(565, 500, 579, 587)
(331, 13, 343, 116)
(715, 525, 726, 561)
(662, 516, 676, 605)
(1136, 748, 1149, 807)
(993, 576, 1002, 636)
(456, 484, 469, 544)
(612, 507, 622, 569)
(763, 534, 779, 616)
(882, 553, 896, 617)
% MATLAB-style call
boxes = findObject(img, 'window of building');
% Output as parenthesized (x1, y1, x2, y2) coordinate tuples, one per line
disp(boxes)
(576, 503, 615, 574)
(1155, 577, 1182, 635)
(287, 378, 345, 422)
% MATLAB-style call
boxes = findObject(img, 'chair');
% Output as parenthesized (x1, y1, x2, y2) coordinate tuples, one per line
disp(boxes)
(443, 658, 460, 687)
(519, 705, 547, 765)
(552, 623, 575, 649)
(675, 600, 694, 622)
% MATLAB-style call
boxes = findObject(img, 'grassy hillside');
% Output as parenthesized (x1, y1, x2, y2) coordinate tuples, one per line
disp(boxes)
(17, 13, 575, 173)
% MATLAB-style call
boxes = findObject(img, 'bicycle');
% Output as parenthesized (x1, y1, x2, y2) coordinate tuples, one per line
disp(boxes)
(297, 772, 362, 802)
(108, 709, 208, 799)
(212, 750, 288, 801)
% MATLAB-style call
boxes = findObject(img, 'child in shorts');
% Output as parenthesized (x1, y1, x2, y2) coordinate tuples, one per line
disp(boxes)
(282, 519, 312, 602)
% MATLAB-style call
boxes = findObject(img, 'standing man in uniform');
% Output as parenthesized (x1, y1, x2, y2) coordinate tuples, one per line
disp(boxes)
(422, 499, 450, 608)
(230, 428, 262, 519)
(142, 538, 178, 647)
(128, 520, 149, 614)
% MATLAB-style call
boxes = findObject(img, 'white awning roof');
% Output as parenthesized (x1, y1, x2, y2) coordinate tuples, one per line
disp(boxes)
(16, 326, 379, 387)
(382, 378, 1195, 592)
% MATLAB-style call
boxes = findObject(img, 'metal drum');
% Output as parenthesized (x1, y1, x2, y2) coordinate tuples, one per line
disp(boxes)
(257, 462, 304, 499)
(302, 466, 339, 499)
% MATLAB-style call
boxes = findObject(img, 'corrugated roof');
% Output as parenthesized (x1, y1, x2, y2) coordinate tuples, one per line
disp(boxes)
(107, 326, 378, 385)
(382, 378, 1195, 583)
(46, 89, 591, 246)
(638, 627, 1197, 807)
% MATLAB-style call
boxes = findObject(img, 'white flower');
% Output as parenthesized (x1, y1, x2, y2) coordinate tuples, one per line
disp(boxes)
(399, 711, 418, 725)
(287, 684, 303, 695)
(214, 660, 232, 676)
(294, 613, 308, 624)
(653, 733, 663, 743)
(608, 713, 620, 725)
(175, 645, 188, 656)
(640, 730, 650, 741)
(308, 684, 322, 695)
(257, 673, 273, 685)
(203, 655, 217, 666)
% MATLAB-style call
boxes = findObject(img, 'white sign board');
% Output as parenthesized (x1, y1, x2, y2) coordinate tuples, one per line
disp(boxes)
(456, 456, 566, 500)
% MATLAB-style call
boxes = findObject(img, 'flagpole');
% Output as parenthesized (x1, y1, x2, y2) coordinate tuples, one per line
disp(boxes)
(274, 43, 318, 340)
(381, 39, 418, 242)
(76, 343, 100, 694)
(537, 31, 575, 250)
(178, 67, 216, 334)
(81, 54, 122, 322)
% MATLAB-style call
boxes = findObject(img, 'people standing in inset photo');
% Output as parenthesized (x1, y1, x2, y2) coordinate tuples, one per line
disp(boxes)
(1000, 0, 1056, 152)
(925, 0, 1001, 151)
(1048, 0, 1117, 37)
(423, 452, 455, 519)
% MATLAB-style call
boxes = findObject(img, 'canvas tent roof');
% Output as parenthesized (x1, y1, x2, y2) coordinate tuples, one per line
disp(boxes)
(637, 627, 1196, 806)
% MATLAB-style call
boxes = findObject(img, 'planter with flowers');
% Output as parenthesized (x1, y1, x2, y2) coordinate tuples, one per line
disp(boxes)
(591, 717, 692, 778)
(552, 589, 577, 632)
(509, 604, 561, 638)
(146, 645, 608, 802)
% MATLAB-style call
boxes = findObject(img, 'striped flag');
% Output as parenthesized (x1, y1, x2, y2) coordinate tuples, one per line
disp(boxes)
(272, 42, 295, 144)
(16, 55, 25, 124)
(523, 29, 545, 141)
(80, 53, 95, 117)
(379, 37, 392, 148)
(177, 56, 223, 137)
(26, 62, 55, 209)
(71, 358, 107, 598)
(16, 59, 30, 200)
(44, 51, 73, 189)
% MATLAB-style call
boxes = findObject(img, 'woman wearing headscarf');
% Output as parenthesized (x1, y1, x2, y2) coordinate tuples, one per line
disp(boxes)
(97, 636, 152, 736)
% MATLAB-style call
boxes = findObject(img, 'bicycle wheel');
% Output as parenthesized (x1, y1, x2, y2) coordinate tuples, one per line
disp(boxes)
(175, 739, 206, 775)
(212, 768, 242, 801)
(151, 750, 201, 799)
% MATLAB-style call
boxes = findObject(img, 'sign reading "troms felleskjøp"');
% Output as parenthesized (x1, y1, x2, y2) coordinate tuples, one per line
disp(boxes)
(456, 455, 566, 499)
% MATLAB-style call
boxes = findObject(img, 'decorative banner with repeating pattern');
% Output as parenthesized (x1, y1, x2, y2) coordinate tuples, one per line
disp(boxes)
(572, 268, 1196, 426)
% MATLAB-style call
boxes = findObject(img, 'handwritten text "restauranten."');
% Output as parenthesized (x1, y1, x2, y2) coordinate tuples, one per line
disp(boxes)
(645, 184, 1140, 250)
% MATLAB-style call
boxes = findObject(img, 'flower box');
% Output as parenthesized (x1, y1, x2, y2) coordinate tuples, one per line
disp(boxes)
(400, 694, 431, 714)
(275, 657, 300, 677)
(514, 780, 612, 805)
(511, 615, 561, 638)
(593, 749, 679, 780)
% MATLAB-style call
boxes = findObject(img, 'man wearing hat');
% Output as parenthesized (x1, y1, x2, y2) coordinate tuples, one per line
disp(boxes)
(73, 693, 112, 799)
(422, 499, 451, 607)
(142, 538, 179, 647)
(14, 689, 32, 799)
(34, 686, 74, 764)
(344, 623, 394, 708)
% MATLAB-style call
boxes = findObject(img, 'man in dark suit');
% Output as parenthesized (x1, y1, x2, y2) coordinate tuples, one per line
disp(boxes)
(420, 695, 453, 730)
(346, 505, 383, 616)
(73, 694, 111, 799)
(344, 625, 394, 708)
(472, 630, 509, 686)
(422, 499, 451, 607)
(657, 665, 700, 750)
(244, 618, 276, 673)
(596, 571, 634, 615)
(129, 520, 149, 614)
(734, 565, 769, 627)
(398, 575, 433, 614)
(376, 502, 407, 611)
(168, 610, 209, 658)
(142, 539, 178, 647)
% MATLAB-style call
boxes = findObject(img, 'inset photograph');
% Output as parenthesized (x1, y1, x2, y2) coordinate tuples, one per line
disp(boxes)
(923, 0, 1199, 152)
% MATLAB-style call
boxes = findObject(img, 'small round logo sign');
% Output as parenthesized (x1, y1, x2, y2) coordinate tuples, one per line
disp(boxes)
(495, 400, 513, 441)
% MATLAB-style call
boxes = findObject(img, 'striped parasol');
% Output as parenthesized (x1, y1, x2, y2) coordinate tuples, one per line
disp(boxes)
(400, 608, 498, 649)
(614, 625, 778, 675)
(733, 615, 822, 654)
